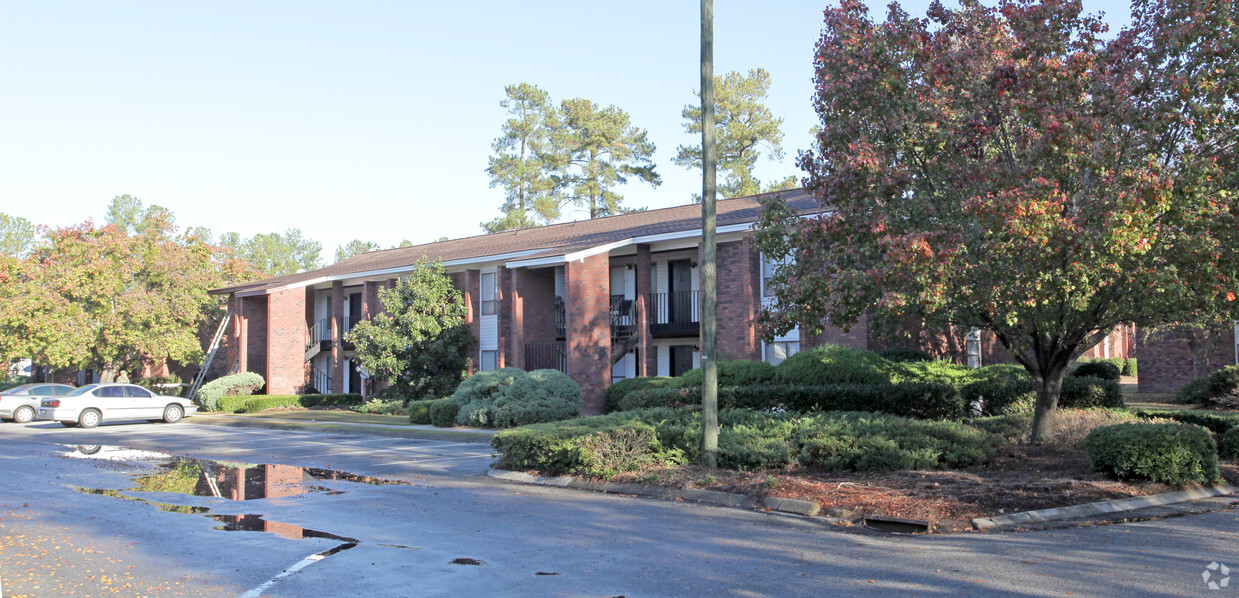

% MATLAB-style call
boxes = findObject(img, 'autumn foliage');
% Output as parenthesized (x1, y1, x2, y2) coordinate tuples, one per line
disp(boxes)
(757, 0, 1239, 442)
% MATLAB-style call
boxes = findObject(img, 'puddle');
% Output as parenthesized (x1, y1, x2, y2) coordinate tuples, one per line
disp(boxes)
(75, 487, 211, 514)
(212, 514, 360, 543)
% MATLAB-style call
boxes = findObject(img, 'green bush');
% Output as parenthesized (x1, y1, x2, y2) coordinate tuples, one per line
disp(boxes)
(373, 387, 412, 402)
(1130, 409, 1239, 434)
(0, 375, 32, 393)
(196, 372, 265, 411)
(669, 360, 776, 389)
(774, 344, 896, 386)
(1072, 360, 1121, 382)
(491, 408, 1001, 478)
(892, 360, 975, 385)
(216, 393, 364, 413)
(408, 398, 439, 424)
(879, 347, 933, 363)
(492, 369, 581, 427)
(960, 377, 1036, 416)
(137, 374, 184, 396)
(430, 397, 460, 427)
(1085, 423, 1220, 485)
(605, 376, 674, 412)
(1124, 358, 1138, 377)
(1221, 428, 1239, 460)
(1060, 375, 1124, 409)
(1176, 366, 1239, 409)
(619, 382, 963, 420)
(353, 399, 407, 415)
(453, 368, 526, 426)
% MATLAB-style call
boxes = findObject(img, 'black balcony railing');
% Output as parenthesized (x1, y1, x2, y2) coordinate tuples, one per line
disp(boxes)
(525, 342, 566, 373)
(554, 297, 566, 339)
(610, 294, 636, 341)
(648, 290, 700, 338)
(309, 367, 332, 394)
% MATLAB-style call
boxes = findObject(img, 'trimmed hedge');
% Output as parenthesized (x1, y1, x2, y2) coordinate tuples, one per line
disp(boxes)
(1130, 409, 1239, 434)
(196, 372, 265, 411)
(605, 376, 674, 412)
(774, 344, 896, 386)
(492, 369, 581, 428)
(408, 399, 439, 425)
(454, 367, 525, 427)
(1059, 376, 1124, 409)
(1221, 428, 1239, 459)
(960, 377, 1036, 416)
(218, 393, 364, 413)
(878, 347, 933, 363)
(1176, 365, 1239, 409)
(1085, 423, 1221, 485)
(1072, 360, 1121, 382)
(618, 382, 963, 420)
(491, 408, 1002, 478)
(430, 397, 461, 427)
(669, 360, 776, 389)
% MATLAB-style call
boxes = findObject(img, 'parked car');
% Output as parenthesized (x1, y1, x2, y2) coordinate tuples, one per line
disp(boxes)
(0, 383, 76, 423)
(37, 383, 198, 428)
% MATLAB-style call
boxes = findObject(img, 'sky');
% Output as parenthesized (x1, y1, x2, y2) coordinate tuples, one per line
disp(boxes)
(0, 0, 1133, 260)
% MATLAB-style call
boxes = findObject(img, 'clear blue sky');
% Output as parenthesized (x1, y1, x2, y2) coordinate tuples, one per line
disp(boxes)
(0, 0, 1132, 259)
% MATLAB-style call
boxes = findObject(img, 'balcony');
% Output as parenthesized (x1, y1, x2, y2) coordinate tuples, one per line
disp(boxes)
(525, 341, 566, 373)
(610, 294, 637, 342)
(648, 290, 699, 338)
(307, 317, 360, 357)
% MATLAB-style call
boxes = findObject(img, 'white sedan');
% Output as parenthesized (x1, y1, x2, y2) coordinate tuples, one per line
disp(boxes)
(0, 383, 76, 423)
(38, 383, 198, 428)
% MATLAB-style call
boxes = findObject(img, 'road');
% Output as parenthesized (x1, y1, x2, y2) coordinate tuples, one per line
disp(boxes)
(1, 418, 1236, 597)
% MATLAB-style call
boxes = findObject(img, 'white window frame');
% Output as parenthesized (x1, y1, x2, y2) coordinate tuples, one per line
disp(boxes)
(480, 272, 498, 316)
(480, 350, 498, 372)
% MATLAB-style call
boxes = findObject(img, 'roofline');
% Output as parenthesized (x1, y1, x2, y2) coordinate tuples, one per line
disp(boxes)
(503, 222, 756, 268)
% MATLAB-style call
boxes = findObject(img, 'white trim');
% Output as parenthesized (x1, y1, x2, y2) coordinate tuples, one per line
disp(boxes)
(503, 223, 753, 269)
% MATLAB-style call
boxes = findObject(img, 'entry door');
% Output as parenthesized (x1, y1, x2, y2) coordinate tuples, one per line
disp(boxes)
(348, 292, 363, 331)
(670, 345, 695, 377)
(668, 260, 692, 323)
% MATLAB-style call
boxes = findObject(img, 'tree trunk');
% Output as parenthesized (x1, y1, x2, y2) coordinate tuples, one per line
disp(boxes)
(1029, 364, 1068, 444)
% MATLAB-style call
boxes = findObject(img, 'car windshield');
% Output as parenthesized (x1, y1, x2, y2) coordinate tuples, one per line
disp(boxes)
(66, 384, 100, 396)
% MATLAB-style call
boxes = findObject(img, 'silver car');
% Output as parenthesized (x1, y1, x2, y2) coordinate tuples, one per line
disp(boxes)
(0, 383, 76, 423)
(37, 383, 198, 428)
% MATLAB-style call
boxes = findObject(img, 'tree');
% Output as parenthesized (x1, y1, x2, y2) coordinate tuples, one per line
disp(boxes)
(220, 228, 322, 277)
(0, 209, 256, 379)
(106, 194, 174, 235)
(556, 98, 660, 218)
(335, 239, 382, 262)
(346, 258, 475, 400)
(675, 68, 788, 199)
(483, 83, 561, 233)
(757, 0, 1239, 443)
(0, 213, 35, 257)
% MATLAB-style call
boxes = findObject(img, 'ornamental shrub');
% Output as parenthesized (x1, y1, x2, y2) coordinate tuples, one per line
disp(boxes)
(879, 347, 932, 363)
(619, 382, 963, 420)
(492, 369, 581, 428)
(453, 367, 526, 427)
(605, 376, 674, 412)
(408, 399, 438, 424)
(669, 360, 776, 389)
(892, 360, 975, 385)
(1176, 366, 1239, 409)
(353, 399, 407, 415)
(774, 344, 896, 386)
(1060, 376, 1124, 409)
(1221, 428, 1239, 460)
(1072, 360, 1122, 382)
(1124, 358, 1138, 377)
(1085, 423, 1220, 485)
(196, 372, 265, 411)
(137, 374, 184, 396)
(1131, 409, 1239, 434)
(430, 397, 460, 427)
(219, 393, 364, 413)
(960, 377, 1037, 416)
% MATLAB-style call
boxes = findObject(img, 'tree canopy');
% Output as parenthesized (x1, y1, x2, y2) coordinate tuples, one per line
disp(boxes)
(346, 258, 474, 400)
(483, 83, 561, 233)
(335, 239, 382, 263)
(0, 213, 35, 257)
(219, 228, 322, 277)
(757, 0, 1239, 443)
(675, 68, 791, 199)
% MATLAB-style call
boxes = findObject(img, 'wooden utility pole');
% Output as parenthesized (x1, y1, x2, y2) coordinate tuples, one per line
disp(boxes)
(700, 0, 719, 468)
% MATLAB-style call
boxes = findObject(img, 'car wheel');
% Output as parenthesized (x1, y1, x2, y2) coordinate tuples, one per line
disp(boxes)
(13, 406, 35, 424)
(163, 404, 184, 424)
(78, 409, 101, 429)
(61, 421, 79, 428)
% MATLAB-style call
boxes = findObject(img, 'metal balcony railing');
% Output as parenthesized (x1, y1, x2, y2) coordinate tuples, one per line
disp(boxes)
(647, 290, 700, 338)
(610, 294, 636, 341)
(525, 342, 566, 373)
(554, 297, 566, 339)
(309, 367, 332, 394)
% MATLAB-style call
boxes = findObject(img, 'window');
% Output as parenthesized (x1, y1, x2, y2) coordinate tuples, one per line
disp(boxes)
(481, 350, 498, 372)
(761, 254, 792, 298)
(481, 272, 498, 316)
(764, 341, 800, 366)
(96, 386, 124, 398)
(125, 387, 152, 398)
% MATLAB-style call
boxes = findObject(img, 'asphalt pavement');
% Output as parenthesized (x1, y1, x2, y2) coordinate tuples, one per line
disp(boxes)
(1, 417, 1237, 597)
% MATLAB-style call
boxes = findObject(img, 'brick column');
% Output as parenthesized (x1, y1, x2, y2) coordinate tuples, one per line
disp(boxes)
(566, 254, 611, 415)
(461, 270, 481, 375)
(635, 244, 654, 377)
(232, 295, 247, 373)
(508, 268, 525, 371)
(331, 281, 344, 393)
(498, 266, 511, 368)
(714, 236, 763, 361)
(363, 281, 380, 319)
(266, 287, 307, 395)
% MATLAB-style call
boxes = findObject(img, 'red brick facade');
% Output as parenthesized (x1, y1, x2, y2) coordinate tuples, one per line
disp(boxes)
(565, 254, 611, 415)
(265, 288, 307, 395)
(714, 237, 763, 361)
(1139, 326, 1237, 393)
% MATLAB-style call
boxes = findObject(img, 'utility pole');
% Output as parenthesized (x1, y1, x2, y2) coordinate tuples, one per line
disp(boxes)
(700, 0, 719, 469)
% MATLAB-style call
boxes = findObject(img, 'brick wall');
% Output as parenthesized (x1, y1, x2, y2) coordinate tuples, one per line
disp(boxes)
(635, 244, 654, 376)
(713, 237, 762, 361)
(803, 313, 870, 351)
(510, 267, 557, 370)
(498, 266, 511, 368)
(453, 271, 480, 375)
(1140, 327, 1237, 393)
(330, 282, 344, 392)
(265, 287, 307, 395)
(241, 295, 268, 376)
(566, 254, 611, 415)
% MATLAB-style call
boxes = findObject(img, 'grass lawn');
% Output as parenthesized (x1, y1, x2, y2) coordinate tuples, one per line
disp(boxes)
(226, 409, 414, 426)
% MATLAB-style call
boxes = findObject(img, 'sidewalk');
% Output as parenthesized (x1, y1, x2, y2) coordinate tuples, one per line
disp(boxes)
(188, 412, 498, 443)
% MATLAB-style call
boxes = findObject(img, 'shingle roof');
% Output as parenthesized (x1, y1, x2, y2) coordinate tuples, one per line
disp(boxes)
(213, 188, 820, 295)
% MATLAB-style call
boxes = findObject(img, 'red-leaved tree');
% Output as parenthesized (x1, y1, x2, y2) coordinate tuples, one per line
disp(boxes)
(757, 0, 1239, 442)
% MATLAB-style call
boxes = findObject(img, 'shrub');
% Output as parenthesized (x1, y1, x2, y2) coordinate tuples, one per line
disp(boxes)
(491, 408, 1001, 477)
(1130, 409, 1239, 434)
(1085, 423, 1220, 485)
(960, 377, 1036, 416)
(1124, 358, 1138, 377)
(353, 399, 407, 415)
(0, 376, 32, 393)
(1060, 376, 1124, 409)
(605, 376, 674, 412)
(137, 374, 184, 396)
(893, 360, 975, 385)
(217, 393, 364, 413)
(1221, 428, 1239, 460)
(620, 382, 963, 420)
(1072, 360, 1121, 382)
(879, 347, 933, 363)
(408, 399, 439, 425)
(196, 372, 265, 411)
(670, 360, 776, 389)
(453, 368, 526, 427)
(492, 369, 581, 428)
(1176, 365, 1239, 409)
(430, 397, 460, 427)
(373, 387, 413, 402)
(774, 344, 895, 386)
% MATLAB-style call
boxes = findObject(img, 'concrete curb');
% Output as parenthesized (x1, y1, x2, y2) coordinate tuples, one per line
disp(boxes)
(971, 484, 1239, 530)
(188, 415, 497, 443)
(487, 468, 824, 517)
